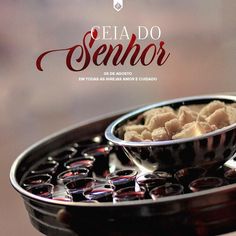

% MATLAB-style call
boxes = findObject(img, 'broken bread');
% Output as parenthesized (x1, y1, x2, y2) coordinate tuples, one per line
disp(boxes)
(122, 100, 236, 142)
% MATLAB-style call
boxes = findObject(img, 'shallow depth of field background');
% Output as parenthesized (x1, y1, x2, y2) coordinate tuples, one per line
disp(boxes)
(1, 0, 236, 235)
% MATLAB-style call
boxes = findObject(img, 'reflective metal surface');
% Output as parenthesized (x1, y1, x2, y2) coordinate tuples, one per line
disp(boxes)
(105, 95, 236, 171)
(10, 111, 236, 236)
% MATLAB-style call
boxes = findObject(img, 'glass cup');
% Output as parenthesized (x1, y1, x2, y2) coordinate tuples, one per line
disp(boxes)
(73, 136, 103, 154)
(84, 184, 115, 202)
(48, 146, 77, 163)
(64, 156, 95, 176)
(82, 145, 113, 178)
(31, 160, 59, 176)
(136, 173, 167, 193)
(107, 169, 138, 190)
(153, 171, 173, 182)
(189, 177, 224, 192)
(22, 174, 52, 188)
(27, 183, 54, 199)
(113, 186, 145, 202)
(65, 177, 95, 201)
(174, 167, 206, 189)
(57, 168, 89, 185)
(150, 183, 184, 200)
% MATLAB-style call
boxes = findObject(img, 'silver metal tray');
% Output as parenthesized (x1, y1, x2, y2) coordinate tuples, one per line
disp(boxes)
(10, 112, 236, 236)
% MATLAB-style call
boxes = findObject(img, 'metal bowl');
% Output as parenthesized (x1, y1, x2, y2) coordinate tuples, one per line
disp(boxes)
(9, 109, 236, 236)
(105, 95, 236, 172)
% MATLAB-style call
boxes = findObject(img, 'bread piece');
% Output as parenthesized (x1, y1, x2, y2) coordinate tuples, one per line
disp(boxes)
(125, 125, 147, 134)
(199, 101, 226, 118)
(124, 131, 143, 142)
(206, 108, 229, 129)
(196, 114, 206, 122)
(173, 121, 215, 139)
(148, 112, 176, 131)
(141, 130, 152, 140)
(144, 106, 175, 125)
(122, 100, 236, 142)
(165, 118, 182, 137)
(152, 127, 169, 141)
(178, 106, 198, 126)
(226, 106, 236, 125)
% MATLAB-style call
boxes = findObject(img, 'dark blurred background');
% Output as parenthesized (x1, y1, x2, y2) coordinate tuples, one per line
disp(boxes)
(1, 0, 236, 235)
